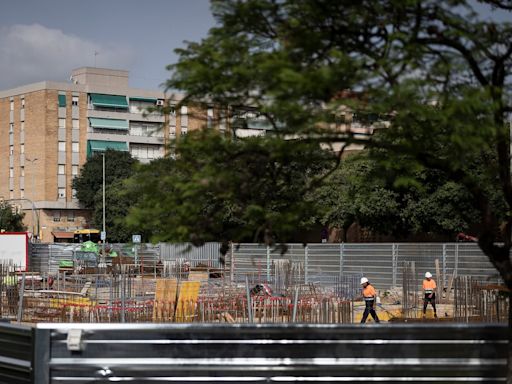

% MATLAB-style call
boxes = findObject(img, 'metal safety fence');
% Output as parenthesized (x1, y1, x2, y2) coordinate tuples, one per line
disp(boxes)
(30, 242, 501, 290)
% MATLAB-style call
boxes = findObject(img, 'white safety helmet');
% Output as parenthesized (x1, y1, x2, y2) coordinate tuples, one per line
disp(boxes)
(425, 272, 432, 278)
(360, 277, 369, 285)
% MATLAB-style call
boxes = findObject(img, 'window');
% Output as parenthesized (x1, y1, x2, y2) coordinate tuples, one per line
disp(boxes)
(9, 146, 14, 155)
(181, 127, 188, 135)
(170, 126, 176, 137)
(58, 165, 65, 175)
(130, 144, 163, 160)
(59, 118, 66, 129)
(72, 142, 79, 153)
(207, 107, 214, 128)
(9, 123, 13, 133)
(9, 168, 13, 178)
(20, 167, 24, 177)
(53, 211, 61, 221)
(67, 210, 75, 221)
(9, 191, 13, 199)
(72, 165, 79, 176)
(20, 144, 24, 154)
(58, 188, 66, 199)
(58, 141, 66, 152)
(10, 100, 13, 111)
(219, 109, 227, 131)
(72, 96, 79, 106)
(129, 121, 163, 137)
(71, 189, 77, 199)
(20, 189, 25, 199)
(170, 107, 176, 127)
(129, 100, 154, 114)
(58, 94, 66, 107)
(21, 98, 25, 109)
(72, 119, 79, 129)
(20, 122, 24, 131)
(180, 105, 188, 127)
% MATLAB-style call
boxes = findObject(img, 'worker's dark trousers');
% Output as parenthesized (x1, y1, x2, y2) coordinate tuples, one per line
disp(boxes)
(361, 299, 380, 323)
(423, 293, 437, 315)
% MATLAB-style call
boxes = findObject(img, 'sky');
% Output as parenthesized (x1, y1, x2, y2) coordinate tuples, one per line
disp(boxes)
(0, 0, 215, 91)
(0, 1, 508, 92)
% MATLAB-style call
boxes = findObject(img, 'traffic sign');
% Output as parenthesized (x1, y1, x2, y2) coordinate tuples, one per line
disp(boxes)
(132, 234, 141, 243)
(100, 231, 106, 241)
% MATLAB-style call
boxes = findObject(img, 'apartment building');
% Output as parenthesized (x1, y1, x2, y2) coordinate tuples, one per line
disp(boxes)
(0, 67, 219, 242)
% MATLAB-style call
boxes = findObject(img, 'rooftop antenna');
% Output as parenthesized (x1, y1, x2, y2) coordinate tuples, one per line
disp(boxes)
(94, 51, 99, 67)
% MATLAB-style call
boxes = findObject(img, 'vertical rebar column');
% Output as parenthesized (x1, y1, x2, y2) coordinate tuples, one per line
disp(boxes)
(292, 286, 299, 322)
(121, 268, 126, 323)
(245, 275, 253, 323)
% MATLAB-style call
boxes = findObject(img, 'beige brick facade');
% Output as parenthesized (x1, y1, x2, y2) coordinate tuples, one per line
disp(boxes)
(0, 67, 229, 243)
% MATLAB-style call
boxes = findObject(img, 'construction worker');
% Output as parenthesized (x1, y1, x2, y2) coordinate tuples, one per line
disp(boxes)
(360, 277, 380, 323)
(422, 272, 437, 318)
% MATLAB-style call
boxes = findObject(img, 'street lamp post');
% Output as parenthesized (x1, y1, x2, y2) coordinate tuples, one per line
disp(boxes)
(102, 153, 106, 257)
(25, 157, 38, 238)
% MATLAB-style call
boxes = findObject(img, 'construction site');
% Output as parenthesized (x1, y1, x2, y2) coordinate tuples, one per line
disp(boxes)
(0, 241, 508, 325)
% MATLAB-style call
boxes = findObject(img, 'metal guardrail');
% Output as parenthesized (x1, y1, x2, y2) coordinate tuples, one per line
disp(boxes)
(0, 322, 32, 384)
(22, 323, 508, 383)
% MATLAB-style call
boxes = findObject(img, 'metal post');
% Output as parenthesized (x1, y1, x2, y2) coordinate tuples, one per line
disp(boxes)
(121, 270, 126, 323)
(230, 242, 234, 283)
(17, 272, 25, 323)
(245, 275, 253, 323)
(339, 243, 344, 275)
(442, 244, 447, 287)
(392, 243, 398, 288)
(102, 153, 106, 258)
(292, 286, 299, 322)
(32, 328, 50, 384)
(304, 245, 309, 284)
(454, 243, 459, 278)
(266, 245, 270, 282)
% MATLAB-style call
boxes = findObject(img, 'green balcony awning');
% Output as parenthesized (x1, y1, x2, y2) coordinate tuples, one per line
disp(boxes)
(87, 140, 128, 157)
(58, 94, 66, 107)
(88, 117, 129, 130)
(90, 93, 128, 109)
(129, 96, 157, 103)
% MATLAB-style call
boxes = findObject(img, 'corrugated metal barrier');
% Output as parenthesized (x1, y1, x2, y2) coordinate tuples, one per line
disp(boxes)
(0, 322, 32, 384)
(5, 323, 501, 383)
(30, 242, 501, 289)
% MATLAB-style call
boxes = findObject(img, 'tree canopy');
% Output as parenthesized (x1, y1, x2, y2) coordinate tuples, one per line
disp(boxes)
(125, 129, 334, 253)
(312, 151, 487, 241)
(0, 203, 26, 233)
(73, 150, 138, 242)
(165, 0, 512, 288)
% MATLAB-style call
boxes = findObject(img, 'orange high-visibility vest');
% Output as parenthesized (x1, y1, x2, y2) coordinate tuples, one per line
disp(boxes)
(422, 279, 436, 294)
(363, 284, 376, 299)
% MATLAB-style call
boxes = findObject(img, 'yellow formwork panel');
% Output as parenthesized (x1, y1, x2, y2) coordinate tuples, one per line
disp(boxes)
(49, 297, 92, 308)
(175, 281, 201, 322)
(153, 279, 178, 322)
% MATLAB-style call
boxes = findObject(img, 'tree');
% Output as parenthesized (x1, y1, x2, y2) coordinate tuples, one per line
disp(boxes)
(166, 1, 512, 375)
(72, 150, 138, 242)
(168, 0, 512, 272)
(0, 203, 26, 232)
(313, 151, 484, 241)
(125, 129, 334, 254)
(92, 179, 134, 243)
